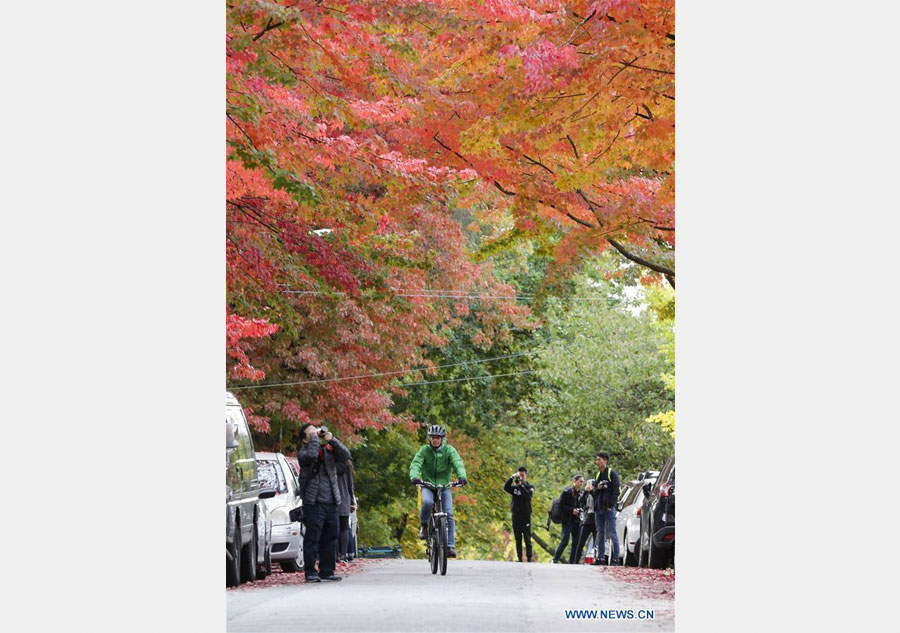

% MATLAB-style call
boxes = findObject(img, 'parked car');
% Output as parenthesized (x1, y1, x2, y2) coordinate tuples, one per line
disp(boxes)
(255, 451, 305, 572)
(359, 545, 403, 559)
(637, 456, 675, 569)
(226, 392, 275, 586)
(616, 476, 657, 566)
(637, 470, 659, 482)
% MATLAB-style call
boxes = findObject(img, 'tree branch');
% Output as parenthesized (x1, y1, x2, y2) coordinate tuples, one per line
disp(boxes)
(252, 18, 284, 42)
(565, 134, 579, 159)
(607, 238, 675, 277)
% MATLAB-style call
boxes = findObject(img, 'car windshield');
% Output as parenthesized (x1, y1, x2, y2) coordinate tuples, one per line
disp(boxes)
(257, 459, 287, 493)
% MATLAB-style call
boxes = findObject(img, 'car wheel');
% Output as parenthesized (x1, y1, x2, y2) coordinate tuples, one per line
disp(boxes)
(623, 530, 638, 566)
(281, 545, 303, 573)
(258, 542, 271, 580)
(241, 524, 258, 583)
(227, 523, 241, 587)
(648, 526, 666, 569)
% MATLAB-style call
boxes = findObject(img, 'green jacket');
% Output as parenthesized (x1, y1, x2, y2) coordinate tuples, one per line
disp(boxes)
(408, 439, 467, 484)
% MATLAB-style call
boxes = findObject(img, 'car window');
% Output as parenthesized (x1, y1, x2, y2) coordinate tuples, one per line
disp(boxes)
(623, 484, 643, 506)
(278, 456, 297, 494)
(654, 458, 674, 492)
(257, 459, 287, 493)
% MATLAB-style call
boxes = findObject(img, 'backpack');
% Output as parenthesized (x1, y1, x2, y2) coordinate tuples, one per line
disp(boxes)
(548, 498, 563, 525)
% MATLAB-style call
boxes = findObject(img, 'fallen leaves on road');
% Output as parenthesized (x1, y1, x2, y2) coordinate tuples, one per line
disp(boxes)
(227, 559, 370, 591)
(598, 566, 675, 599)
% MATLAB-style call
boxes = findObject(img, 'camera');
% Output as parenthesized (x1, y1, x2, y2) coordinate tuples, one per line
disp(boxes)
(514, 476, 521, 484)
(596, 480, 609, 489)
(318, 427, 329, 438)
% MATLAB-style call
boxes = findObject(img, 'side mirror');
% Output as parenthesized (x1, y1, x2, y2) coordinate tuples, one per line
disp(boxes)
(643, 482, 652, 496)
(226, 422, 239, 449)
(259, 487, 276, 499)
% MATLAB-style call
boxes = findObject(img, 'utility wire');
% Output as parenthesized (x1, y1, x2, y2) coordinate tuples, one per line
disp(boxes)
(282, 290, 606, 301)
(398, 369, 536, 387)
(229, 350, 539, 390)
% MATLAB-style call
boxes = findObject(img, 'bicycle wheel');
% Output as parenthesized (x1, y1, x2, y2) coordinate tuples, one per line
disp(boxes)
(438, 517, 448, 576)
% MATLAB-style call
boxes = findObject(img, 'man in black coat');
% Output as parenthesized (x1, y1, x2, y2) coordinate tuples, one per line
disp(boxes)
(553, 474, 585, 564)
(504, 466, 535, 562)
(591, 451, 621, 565)
(297, 423, 351, 582)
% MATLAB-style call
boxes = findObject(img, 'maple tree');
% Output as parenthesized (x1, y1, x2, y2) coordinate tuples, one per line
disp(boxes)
(225, 0, 675, 437)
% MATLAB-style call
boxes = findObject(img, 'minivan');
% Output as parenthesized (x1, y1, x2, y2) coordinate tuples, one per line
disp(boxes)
(226, 391, 275, 586)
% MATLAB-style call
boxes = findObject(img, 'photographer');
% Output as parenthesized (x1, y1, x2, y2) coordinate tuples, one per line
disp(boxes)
(574, 479, 597, 563)
(297, 423, 351, 582)
(590, 452, 621, 566)
(552, 474, 585, 564)
(504, 467, 535, 562)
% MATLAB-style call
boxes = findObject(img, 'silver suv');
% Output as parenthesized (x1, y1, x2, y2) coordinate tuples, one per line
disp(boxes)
(226, 392, 275, 586)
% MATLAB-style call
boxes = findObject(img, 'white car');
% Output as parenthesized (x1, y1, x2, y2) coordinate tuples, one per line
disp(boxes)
(617, 477, 657, 565)
(255, 452, 305, 572)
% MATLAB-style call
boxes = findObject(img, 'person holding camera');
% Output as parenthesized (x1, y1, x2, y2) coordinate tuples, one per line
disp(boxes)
(504, 466, 535, 562)
(591, 451, 621, 565)
(574, 479, 597, 563)
(409, 424, 468, 558)
(297, 423, 351, 582)
(552, 474, 585, 564)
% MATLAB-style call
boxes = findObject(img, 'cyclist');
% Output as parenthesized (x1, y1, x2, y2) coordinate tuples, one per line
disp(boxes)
(409, 424, 468, 558)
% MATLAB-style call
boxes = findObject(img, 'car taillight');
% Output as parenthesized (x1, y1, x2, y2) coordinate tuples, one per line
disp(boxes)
(663, 532, 674, 542)
(659, 483, 674, 498)
(635, 507, 641, 516)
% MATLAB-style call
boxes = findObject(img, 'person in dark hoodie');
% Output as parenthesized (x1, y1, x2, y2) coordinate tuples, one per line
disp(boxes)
(504, 466, 535, 562)
(553, 474, 585, 564)
(591, 451, 621, 565)
(297, 423, 351, 582)
(336, 459, 356, 563)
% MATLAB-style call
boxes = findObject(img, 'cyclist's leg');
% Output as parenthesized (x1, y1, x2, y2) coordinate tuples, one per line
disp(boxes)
(442, 488, 455, 547)
(420, 487, 435, 529)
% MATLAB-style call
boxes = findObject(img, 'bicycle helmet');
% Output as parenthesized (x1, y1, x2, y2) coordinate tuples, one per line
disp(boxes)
(427, 424, 446, 437)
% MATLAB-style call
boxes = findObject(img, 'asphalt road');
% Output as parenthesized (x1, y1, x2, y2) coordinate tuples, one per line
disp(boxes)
(227, 559, 674, 632)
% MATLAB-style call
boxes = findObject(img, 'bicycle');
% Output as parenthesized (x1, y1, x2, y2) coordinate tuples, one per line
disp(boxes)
(415, 480, 464, 576)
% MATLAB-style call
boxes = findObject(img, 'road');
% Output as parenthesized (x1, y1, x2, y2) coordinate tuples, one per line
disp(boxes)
(227, 559, 674, 632)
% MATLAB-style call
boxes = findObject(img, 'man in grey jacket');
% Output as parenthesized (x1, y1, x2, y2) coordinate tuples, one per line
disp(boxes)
(297, 423, 351, 582)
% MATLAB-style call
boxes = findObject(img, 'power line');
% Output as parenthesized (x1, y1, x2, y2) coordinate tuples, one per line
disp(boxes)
(282, 289, 607, 301)
(229, 350, 538, 390)
(399, 369, 536, 387)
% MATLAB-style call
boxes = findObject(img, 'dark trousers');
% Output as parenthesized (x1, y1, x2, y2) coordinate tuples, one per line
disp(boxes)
(554, 521, 581, 563)
(338, 514, 350, 559)
(303, 502, 338, 576)
(512, 514, 533, 562)
(574, 517, 596, 562)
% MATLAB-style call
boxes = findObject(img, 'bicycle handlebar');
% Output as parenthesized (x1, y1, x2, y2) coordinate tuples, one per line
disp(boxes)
(415, 480, 465, 489)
